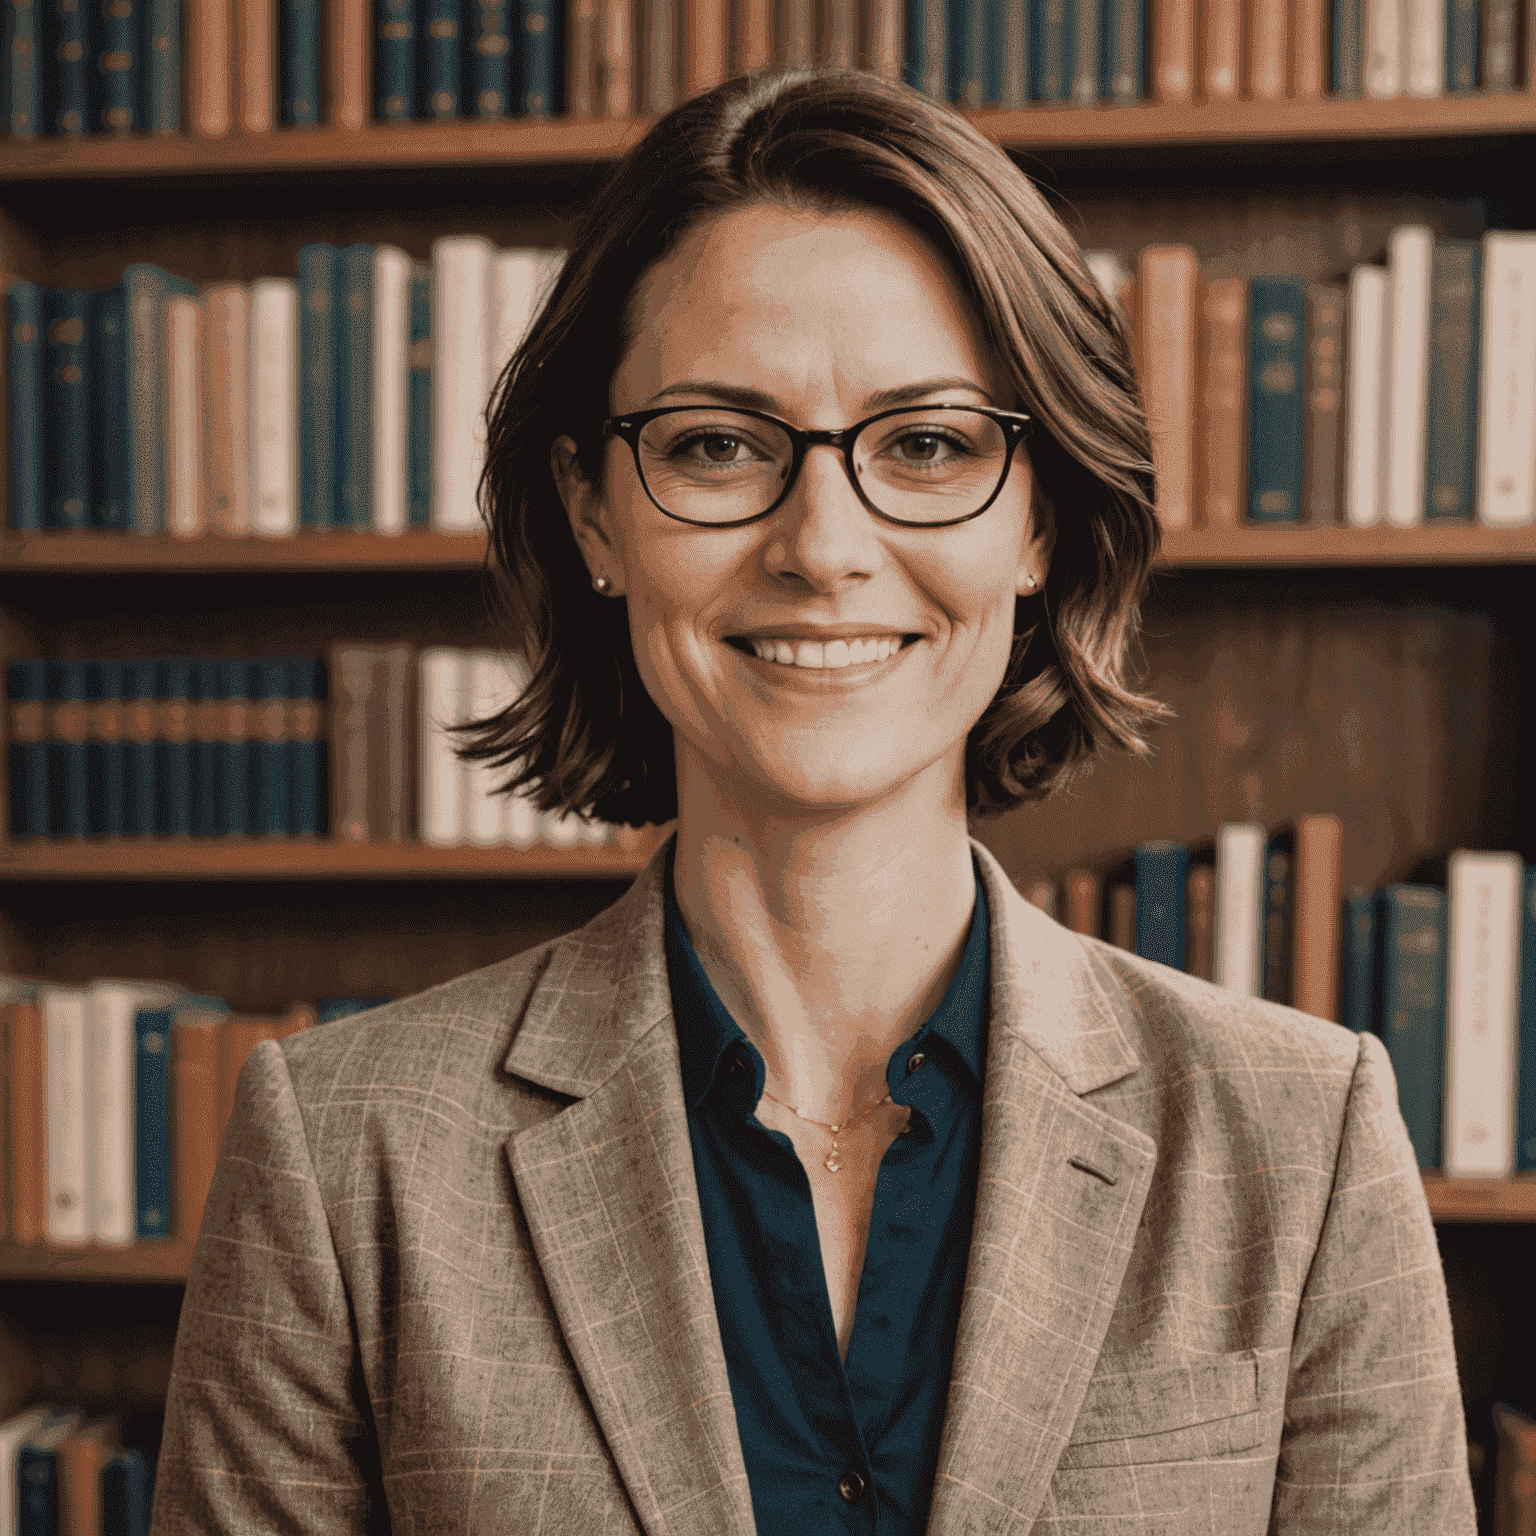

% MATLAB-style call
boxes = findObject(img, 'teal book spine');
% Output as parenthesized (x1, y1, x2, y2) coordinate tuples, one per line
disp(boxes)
(253, 658, 290, 835)
(515, 0, 554, 109)
(134, 1002, 174, 1236)
(1339, 888, 1377, 1034)
(469, 0, 510, 114)
(298, 242, 338, 530)
(1246, 276, 1306, 523)
(218, 658, 250, 836)
(418, 0, 462, 115)
(1100, 0, 1142, 99)
(144, 0, 179, 128)
(5, 0, 39, 134)
(1445, 0, 1477, 89)
(103, 1447, 149, 1536)
(18, 1442, 61, 1536)
(7, 281, 43, 531)
(1375, 884, 1446, 1171)
(86, 658, 126, 836)
(50, 658, 88, 837)
(336, 244, 374, 529)
(1517, 865, 1536, 1171)
(96, 0, 141, 129)
(981, 0, 1006, 100)
(952, 0, 984, 102)
(1262, 826, 1294, 1005)
(408, 262, 432, 526)
(93, 285, 130, 528)
(1134, 840, 1189, 970)
(122, 657, 157, 835)
(904, 0, 941, 94)
(124, 263, 197, 533)
(44, 288, 91, 530)
(280, 0, 321, 121)
(1032, 0, 1072, 99)
(155, 656, 193, 836)
(374, 0, 415, 118)
(288, 656, 326, 835)
(7, 660, 49, 837)
(1422, 240, 1480, 523)
(1330, 0, 1360, 92)
(191, 656, 219, 836)
(43, 0, 91, 132)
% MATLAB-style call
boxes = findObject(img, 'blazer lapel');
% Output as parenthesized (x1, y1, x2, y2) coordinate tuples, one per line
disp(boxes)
(503, 844, 757, 1536)
(925, 844, 1158, 1536)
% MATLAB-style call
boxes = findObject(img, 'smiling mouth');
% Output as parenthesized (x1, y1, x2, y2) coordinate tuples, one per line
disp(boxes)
(725, 635, 915, 670)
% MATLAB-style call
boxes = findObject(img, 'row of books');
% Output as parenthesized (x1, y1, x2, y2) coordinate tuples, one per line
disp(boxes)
(1021, 819, 1536, 1177)
(0, 1406, 151, 1536)
(3, 241, 565, 537)
(0, 980, 388, 1248)
(1090, 226, 1536, 533)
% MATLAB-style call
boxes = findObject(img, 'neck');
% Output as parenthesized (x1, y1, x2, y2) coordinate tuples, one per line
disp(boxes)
(671, 752, 978, 1122)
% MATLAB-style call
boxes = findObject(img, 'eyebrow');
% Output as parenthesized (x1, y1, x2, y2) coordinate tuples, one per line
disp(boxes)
(643, 377, 998, 411)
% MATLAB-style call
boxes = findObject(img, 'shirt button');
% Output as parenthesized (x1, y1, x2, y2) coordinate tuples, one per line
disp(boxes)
(724, 1049, 750, 1087)
(838, 1471, 867, 1503)
(906, 1051, 926, 1074)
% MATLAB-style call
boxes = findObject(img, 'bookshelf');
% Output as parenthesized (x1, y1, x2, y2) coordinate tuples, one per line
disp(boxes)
(2, 85, 1534, 1527)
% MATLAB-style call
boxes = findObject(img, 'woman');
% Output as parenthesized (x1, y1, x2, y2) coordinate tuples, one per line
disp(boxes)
(153, 70, 1474, 1535)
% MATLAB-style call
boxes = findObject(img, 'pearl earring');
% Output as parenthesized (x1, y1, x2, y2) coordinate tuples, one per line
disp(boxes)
(1024, 573, 1037, 589)
(593, 574, 612, 594)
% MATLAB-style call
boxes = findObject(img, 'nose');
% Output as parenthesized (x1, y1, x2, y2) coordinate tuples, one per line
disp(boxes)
(763, 441, 880, 592)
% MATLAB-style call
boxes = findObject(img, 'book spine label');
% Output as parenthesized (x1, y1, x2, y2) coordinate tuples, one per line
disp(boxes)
(253, 659, 290, 833)
(93, 286, 130, 529)
(156, 658, 193, 835)
(468, 0, 510, 113)
(1363, 0, 1403, 94)
(1246, 276, 1307, 522)
(1517, 866, 1536, 1171)
(163, 292, 206, 537)
(1480, 0, 1514, 86)
(6, 283, 43, 532)
(279, 0, 319, 120)
(1404, 0, 1443, 90)
(236, 0, 275, 130)
(1331, 0, 1362, 91)
(1444, 0, 1476, 88)
(1382, 225, 1433, 529)
(44, 991, 91, 1243)
(1137, 246, 1199, 531)
(1475, 233, 1536, 528)
(408, 262, 432, 527)
(1377, 885, 1446, 1169)
(518, 0, 555, 110)
(1303, 282, 1347, 524)
(250, 278, 299, 537)
(1339, 890, 1376, 1034)
(188, 0, 234, 133)
(336, 245, 374, 529)
(288, 657, 326, 835)
(1135, 841, 1189, 971)
(44, 0, 91, 131)
(1200, 0, 1240, 96)
(146, 0, 181, 128)
(373, 0, 414, 117)
(6, 0, 40, 134)
(372, 247, 411, 534)
(419, 0, 461, 115)
(297, 244, 337, 530)
(51, 659, 89, 837)
(1423, 241, 1480, 523)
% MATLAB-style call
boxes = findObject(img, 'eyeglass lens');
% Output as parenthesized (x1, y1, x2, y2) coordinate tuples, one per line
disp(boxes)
(634, 407, 1013, 525)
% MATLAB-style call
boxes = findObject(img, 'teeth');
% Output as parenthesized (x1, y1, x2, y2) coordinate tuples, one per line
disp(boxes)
(744, 636, 906, 669)
(794, 640, 823, 668)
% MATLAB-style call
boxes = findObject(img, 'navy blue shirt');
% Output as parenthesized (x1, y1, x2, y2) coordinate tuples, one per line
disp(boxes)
(664, 852, 990, 1536)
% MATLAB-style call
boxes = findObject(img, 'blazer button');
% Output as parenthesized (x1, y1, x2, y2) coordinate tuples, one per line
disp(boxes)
(838, 1471, 866, 1503)
(906, 1051, 926, 1074)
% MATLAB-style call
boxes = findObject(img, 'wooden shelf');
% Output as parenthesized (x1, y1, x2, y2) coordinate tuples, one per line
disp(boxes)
(1156, 522, 1536, 567)
(0, 836, 665, 881)
(1421, 1175, 1536, 1223)
(0, 94, 1531, 185)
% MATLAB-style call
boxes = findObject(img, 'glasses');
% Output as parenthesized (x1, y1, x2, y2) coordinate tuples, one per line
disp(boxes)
(602, 403, 1032, 529)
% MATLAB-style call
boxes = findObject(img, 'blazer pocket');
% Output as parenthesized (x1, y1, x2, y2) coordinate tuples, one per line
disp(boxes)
(1056, 1351, 1264, 1470)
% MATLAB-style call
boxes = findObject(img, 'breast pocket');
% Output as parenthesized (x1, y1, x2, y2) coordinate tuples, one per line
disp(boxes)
(1056, 1351, 1264, 1470)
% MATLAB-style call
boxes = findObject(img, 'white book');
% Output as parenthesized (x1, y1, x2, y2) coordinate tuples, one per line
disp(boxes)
(1363, 0, 1404, 96)
(1475, 232, 1536, 529)
(1404, 0, 1444, 94)
(1082, 249, 1132, 311)
(431, 235, 495, 533)
(1212, 822, 1266, 997)
(1442, 849, 1523, 1177)
(490, 248, 562, 382)
(542, 810, 585, 848)
(41, 986, 91, 1244)
(579, 816, 612, 846)
(1343, 265, 1388, 529)
(1, 1410, 82, 1536)
(496, 651, 541, 849)
(371, 246, 412, 535)
(250, 277, 300, 538)
(465, 650, 509, 847)
(85, 979, 179, 1246)
(419, 647, 467, 846)
(164, 293, 205, 538)
(1381, 226, 1433, 530)
(0, 1405, 58, 1536)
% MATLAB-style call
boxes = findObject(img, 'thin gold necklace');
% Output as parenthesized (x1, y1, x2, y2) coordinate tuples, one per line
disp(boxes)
(758, 1085, 894, 1172)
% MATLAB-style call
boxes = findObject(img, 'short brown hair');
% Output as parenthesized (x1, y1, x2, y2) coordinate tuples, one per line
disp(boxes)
(465, 67, 1173, 827)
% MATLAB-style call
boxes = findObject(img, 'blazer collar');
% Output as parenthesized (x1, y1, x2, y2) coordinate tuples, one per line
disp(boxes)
(504, 835, 1156, 1536)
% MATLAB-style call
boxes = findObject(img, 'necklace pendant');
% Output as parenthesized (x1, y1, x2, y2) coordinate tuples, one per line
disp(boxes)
(825, 1154, 841, 1172)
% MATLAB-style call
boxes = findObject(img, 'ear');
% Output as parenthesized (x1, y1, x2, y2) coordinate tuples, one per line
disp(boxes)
(1015, 465, 1052, 598)
(551, 435, 625, 596)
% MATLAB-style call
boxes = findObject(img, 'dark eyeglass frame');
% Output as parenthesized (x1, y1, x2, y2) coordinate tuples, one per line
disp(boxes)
(601, 402, 1033, 529)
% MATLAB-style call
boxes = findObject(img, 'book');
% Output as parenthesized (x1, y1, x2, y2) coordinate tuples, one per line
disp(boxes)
(5, 283, 42, 532)
(905, 0, 945, 95)
(1200, 0, 1240, 96)
(1292, 0, 1327, 94)
(5, 0, 40, 135)
(155, 658, 193, 836)
(378, 644, 413, 839)
(371, 246, 411, 534)
(1196, 276, 1246, 528)
(1302, 281, 1346, 524)
(0, 1406, 57, 1536)
(43, 289, 90, 530)
(49, 660, 88, 838)
(1442, 849, 1522, 1177)
(418, 647, 465, 846)
(598, 0, 630, 113)
(1422, 240, 1480, 523)
(466, 650, 508, 846)
(683, 0, 726, 93)
(1492, 1403, 1536, 1536)
(1338, 888, 1376, 1034)
(235, 0, 275, 130)
(101, 1446, 150, 1536)
(1403, 0, 1442, 91)
(4, 993, 46, 1242)
(1185, 860, 1215, 980)
(1381, 225, 1433, 530)
(567, 0, 596, 114)
(287, 656, 326, 836)
(1246, 276, 1306, 523)
(93, 286, 129, 530)
(1107, 881, 1135, 951)
(125, 263, 198, 535)
(251, 658, 290, 834)
(249, 276, 299, 538)
(1261, 826, 1294, 1005)
(218, 1002, 313, 1135)
(331, 0, 368, 126)
(1343, 263, 1387, 528)
(171, 1000, 226, 1240)
(56, 1415, 122, 1536)
(1213, 822, 1265, 996)
(163, 292, 206, 538)
(1444, 0, 1476, 88)
(1331, 0, 1362, 90)
(146, 0, 181, 128)
(42, 0, 90, 132)
(997, 0, 1029, 103)
(1246, 0, 1288, 97)
(1479, 0, 1514, 86)
(1376, 883, 1445, 1169)
(86, 660, 126, 837)
(7, 662, 48, 837)
(1018, 878, 1058, 917)
(217, 658, 250, 835)
(1069, 0, 1097, 101)
(776, 0, 812, 68)
(1475, 232, 1536, 529)
(122, 660, 157, 836)
(517, 0, 556, 110)
(328, 645, 376, 842)
(336, 243, 374, 530)
(133, 996, 177, 1238)
(498, 650, 539, 846)
(1517, 864, 1536, 1171)
(17, 1412, 86, 1536)
(187, 0, 234, 134)
(42, 986, 91, 1245)
(430, 235, 493, 532)
(374, 0, 414, 117)
(1290, 813, 1343, 1022)
(1363, 0, 1404, 95)
(408, 261, 432, 527)
(1136, 245, 1198, 532)
(1062, 867, 1101, 937)
(1134, 840, 1188, 971)
(1102, 0, 1143, 99)
(1152, 0, 1194, 97)
(297, 242, 338, 530)
(190, 656, 219, 835)
(279, 0, 320, 120)
(201, 282, 252, 536)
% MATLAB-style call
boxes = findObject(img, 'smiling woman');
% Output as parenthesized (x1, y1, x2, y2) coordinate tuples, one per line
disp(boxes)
(152, 69, 1475, 1536)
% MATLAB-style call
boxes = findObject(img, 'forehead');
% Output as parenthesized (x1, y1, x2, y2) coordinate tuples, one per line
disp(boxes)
(615, 201, 1006, 405)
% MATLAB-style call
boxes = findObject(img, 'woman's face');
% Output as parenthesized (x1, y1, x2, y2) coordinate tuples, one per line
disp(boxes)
(555, 200, 1049, 819)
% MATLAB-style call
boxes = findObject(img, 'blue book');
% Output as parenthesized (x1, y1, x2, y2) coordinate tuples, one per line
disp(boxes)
(1032, 0, 1072, 98)
(904, 0, 947, 96)
(1375, 884, 1446, 1171)
(7, 660, 48, 837)
(252, 658, 291, 836)
(418, 0, 461, 115)
(952, 0, 985, 102)
(218, 659, 250, 837)
(48, 658, 88, 838)
(42, 0, 91, 133)
(95, 0, 142, 129)
(144, 0, 179, 128)
(191, 656, 220, 836)
(85, 659, 126, 837)
(93, 285, 130, 529)
(1338, 888, 1376, 1034)
(43, 288, 91, 530)
(5, 0, 40, 133)
(103, 1446, 150, 1536)
(1261, 825, 1294, 1005)
(1099, 0, 1142, 100)
(1245, 276, 1306, 524)
(336, 244, 374, 529)
(280, 0, 321, 122)
(155, 657, 193, 837)
(1330, 0, 1360, 94)
(981, 0, 1007, 100)
(124, 264, 197, 534)
(7, 281, 44, 531)
(297, 242, 338, 530)
(515, 0, 554, 112)
(17, 1413, 85, 1536)
(135, 997, 178, 1236)
(1517, 864, 1536, 1171)
(374, 0, 415, 118)
(1445, 0, 1477, 89)
(408, 262, 432, 526)
(1133, 840, 1187, 971)
(317, 995, 393, 1023)
(121, 657, 157, 835)
(469, 0, 510, 114)
(288, 656, 326, 836)
(1423, 240, 1480, 523)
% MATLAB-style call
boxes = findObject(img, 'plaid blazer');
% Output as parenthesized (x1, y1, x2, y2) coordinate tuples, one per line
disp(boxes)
(153, 837, 1475, 1535)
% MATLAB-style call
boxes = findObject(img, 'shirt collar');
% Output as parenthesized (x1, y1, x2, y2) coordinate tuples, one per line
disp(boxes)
(664, 843, 990, 1114)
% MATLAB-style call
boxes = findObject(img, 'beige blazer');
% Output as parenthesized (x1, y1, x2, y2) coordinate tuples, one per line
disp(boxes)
(152, 838, 1475, 1535)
